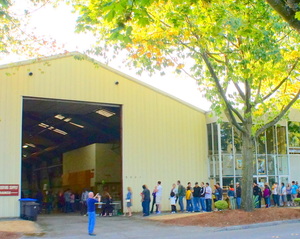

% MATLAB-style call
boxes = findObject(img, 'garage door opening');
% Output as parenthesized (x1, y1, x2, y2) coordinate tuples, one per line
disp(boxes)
(21, 97, 122, 214)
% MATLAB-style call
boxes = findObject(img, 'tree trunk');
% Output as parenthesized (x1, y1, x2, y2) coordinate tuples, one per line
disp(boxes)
(241, 123, 254, 211)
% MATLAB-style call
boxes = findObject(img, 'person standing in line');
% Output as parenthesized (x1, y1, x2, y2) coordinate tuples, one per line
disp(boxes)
(286, 183, 292, 206)
(87, 192, 101, 236)
(272, 182, 280, 207)
(81, 188, 89, 216)
(193, 182, 201, 212)
(199, 182, 206, 212)
(187, 182, 194, 210)
(124, 187, 133, 216)
(171, 183, 178, 203)
(186, 186, 193, 212)
(64, 189, 71, 213)
(280, 182, 287, 207)
(253, 182, 262, 208)
(227, 185, 236, 210)
(177, 180, 186, 212)
(235, 182, 242, 209)
(150, 186, 157, 214)
(155, 181, 163, 214)
(170, 191, 177, 213)
(263, 184, 271, 208)
(291, 181, 298, 206)
(141, 185, 151, 216)
(205, 183, 212, 212)
(214, 183, 223, 202)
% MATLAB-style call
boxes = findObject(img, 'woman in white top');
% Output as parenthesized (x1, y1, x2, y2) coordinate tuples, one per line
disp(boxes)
(281, 182, 287, 207)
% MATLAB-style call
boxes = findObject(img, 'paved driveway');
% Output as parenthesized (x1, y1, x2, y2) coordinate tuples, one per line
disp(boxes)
(21, 213, 300, 239)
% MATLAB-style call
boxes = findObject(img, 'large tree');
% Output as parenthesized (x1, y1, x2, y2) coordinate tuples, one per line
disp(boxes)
(71, 0, 300, 211)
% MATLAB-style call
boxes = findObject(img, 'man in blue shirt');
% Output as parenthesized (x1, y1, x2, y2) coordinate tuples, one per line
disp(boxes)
(291, 181, 298, 206)
(87, 192, 101, 236)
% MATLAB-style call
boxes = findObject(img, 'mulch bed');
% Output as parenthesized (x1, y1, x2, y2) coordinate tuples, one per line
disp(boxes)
(0, 231, 22, 239)
(161, 208, 300, 227)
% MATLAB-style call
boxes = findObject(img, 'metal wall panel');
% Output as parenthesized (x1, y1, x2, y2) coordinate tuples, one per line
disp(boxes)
(0, 54, 207, 216)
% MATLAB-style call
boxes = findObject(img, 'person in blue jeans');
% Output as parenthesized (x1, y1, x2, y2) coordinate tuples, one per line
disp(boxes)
(141, 184, 151, 216)
(87, 192, 101, 236)
(177, 180, 186, 212)
(235, 182, 242, 209)
(192, 182, 201, 212)
(200, 182, 206, 211)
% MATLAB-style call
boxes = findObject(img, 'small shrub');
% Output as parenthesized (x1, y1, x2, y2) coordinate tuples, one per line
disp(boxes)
(253, 195, 259, 208)
(215, 200, 228, 210)
(294, 198, 300, 206)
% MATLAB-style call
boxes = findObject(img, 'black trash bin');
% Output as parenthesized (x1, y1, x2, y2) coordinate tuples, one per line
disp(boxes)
(24, 202, 39, 221)
(19, 198, 39, 221)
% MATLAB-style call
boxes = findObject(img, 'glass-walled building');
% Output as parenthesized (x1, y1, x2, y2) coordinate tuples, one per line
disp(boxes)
(207, 121, 290, 188)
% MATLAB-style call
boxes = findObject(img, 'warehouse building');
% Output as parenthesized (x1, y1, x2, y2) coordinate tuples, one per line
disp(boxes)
(0, 52, 207, 217)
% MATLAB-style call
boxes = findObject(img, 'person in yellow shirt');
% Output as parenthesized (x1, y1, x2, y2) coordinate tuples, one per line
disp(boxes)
(186, 186, 193, 212)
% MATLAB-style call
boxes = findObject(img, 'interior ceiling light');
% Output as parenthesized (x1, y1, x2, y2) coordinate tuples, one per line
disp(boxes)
(38, 122, 68, 135)
(95, 109, 116, 117)
(69, 122, 84, 128)
(64, 118, 72, 122)
(22, 145, 28, 148)
(53, 128, 68, 135)
(54, 114, 65, 120)
(25, 143, 36, 148)
(38, 123, 49, 128)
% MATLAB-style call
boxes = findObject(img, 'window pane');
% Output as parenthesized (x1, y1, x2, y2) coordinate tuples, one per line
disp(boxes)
(207, 124, 213, 155)
(222, 154, 234, 176)
(277, 155, 289, 175)
(288, 121, 300, 153)
(221, 123, 233, 154)
(213, 123, 219, 154)
(215, 155, 220, 176)
(266, 127, 275, 154)
(267, 155, 276, 175)
(277, 126, 287, 154)
(257, 156, 267, 175)
(235, 154, 243, 176)
(209, 156, 214, 178)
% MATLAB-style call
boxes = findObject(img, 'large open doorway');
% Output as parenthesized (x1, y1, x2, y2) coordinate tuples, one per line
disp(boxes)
(21, 97, 122, 214)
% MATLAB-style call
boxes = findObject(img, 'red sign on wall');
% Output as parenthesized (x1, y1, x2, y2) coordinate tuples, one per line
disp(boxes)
(0, 184, 19, 196)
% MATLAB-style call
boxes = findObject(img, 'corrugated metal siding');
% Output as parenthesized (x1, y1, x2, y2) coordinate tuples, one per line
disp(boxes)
(0, 55, 207, 216)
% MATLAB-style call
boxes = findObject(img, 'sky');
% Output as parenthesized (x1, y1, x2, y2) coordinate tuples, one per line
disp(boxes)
(3, 1, 211, 111)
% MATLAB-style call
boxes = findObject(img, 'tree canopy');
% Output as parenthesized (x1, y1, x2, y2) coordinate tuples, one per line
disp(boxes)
(0, 0, 58, 59)
(72, 0, 300, 211)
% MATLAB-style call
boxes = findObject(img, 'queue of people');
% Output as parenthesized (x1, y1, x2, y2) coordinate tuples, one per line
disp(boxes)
(139, 180, 221, 215)
(138, 179, 300, 215)
(254, 180, 300, 208)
